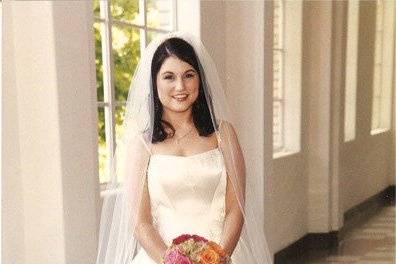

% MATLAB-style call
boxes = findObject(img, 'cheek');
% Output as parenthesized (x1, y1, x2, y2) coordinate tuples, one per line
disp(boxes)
(156, 81, 171, 102)
(187, 78, 200, 96)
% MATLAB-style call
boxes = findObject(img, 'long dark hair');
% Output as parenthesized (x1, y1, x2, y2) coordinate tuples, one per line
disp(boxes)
(149, 37, 217, 143)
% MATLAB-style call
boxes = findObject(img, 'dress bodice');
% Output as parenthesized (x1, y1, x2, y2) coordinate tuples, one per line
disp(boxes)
(147, 147, 227, 246)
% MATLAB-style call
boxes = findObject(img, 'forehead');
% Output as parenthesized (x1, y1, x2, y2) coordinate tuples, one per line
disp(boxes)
(159, 56, 195, 73)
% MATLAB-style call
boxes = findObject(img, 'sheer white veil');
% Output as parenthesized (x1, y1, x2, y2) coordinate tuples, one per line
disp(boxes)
(95, 31, 273, 264)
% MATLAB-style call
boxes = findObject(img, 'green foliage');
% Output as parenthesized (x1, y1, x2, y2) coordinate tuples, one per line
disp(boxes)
(94, 1, 141, 183)
(94, 0, 172, 182)
(111, 0, 139, 22)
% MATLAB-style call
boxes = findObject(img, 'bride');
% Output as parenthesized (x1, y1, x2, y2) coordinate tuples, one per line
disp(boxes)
(95, 31, 273, 264)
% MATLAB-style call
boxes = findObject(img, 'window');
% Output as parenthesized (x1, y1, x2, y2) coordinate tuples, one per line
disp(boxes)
(273, 0, 285, 153)
(94, 0, 177, 184)
(273, 0, 302, 158)
(344, 0, 360, 142)
(371, 0, 394, 134)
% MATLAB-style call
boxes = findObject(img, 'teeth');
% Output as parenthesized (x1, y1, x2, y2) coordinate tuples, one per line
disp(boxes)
(173, 95, 188, 99)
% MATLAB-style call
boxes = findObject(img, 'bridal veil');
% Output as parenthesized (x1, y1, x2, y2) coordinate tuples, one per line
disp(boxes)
(95, 31, 273, 264)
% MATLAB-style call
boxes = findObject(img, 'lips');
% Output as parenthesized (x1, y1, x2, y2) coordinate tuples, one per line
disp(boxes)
(172, 94, 189, 101)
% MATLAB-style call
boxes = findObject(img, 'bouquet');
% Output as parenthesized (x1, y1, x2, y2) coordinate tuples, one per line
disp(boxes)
(162, 234, 232, 264)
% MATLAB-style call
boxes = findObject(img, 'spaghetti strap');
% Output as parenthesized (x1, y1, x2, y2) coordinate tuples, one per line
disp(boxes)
(215, 131, 222, 146)
(218, 119, 224, 130)
(215, 120, 223, 147)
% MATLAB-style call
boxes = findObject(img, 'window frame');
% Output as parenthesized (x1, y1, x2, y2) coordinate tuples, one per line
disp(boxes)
(273, 0, 286, 153)
(94, 0, 178, 189)
(370, 0, 395, 135)
(344, 0, 360, 142)
(272, 0, 303, 159)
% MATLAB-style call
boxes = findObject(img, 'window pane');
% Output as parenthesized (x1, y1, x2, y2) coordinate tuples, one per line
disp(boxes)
(98, 107, 110, 183)
(115, 104, 127, 148)
(114, 104, 127, 183)
(111, 0, 142, 25)
(273, 101, 283, 149)
(94, 22, 105, 102)
(371, 0, 385, 131)
(147, 30, 167, 45)
(273, 50, 283, 99)
(112, 25, 141, 102)
(93, 0, 100, 17)
(273, 0, 285, 152)
(273, 0, 283, 50)
(344, 0, 359, 142)
(147, 0, 174, 31)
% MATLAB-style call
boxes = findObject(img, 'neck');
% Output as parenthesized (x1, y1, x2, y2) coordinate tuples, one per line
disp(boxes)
(162, 108, 194, 130)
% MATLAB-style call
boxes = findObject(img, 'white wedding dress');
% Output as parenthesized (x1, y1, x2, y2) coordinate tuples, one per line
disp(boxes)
(131, 147, 254, 263)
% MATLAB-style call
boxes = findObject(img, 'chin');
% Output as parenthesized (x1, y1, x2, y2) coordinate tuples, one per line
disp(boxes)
(171, 105, 193, 113)
(165, 102, 194, 113)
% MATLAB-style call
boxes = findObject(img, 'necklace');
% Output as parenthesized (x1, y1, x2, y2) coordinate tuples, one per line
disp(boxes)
(175, 125, 195, 146)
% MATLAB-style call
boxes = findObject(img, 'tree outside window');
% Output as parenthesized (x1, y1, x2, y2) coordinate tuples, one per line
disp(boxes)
(93, 0, 177, 184)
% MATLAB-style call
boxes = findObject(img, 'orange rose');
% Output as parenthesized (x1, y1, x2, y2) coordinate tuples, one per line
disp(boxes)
(199, 248, 220, 264)
(207, 241, 227, 258)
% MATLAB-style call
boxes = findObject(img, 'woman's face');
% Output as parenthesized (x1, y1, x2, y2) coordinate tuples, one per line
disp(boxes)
(156, 55, 200, 113)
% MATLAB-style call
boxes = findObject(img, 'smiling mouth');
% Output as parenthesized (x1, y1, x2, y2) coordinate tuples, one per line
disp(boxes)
(172, 94, 189, 101)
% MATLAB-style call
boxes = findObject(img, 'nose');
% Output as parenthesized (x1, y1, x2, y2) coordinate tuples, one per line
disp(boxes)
(175, 76, 185, 91)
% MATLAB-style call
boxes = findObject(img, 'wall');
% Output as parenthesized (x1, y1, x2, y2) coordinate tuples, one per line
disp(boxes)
(199, 0, 395, 255)
(200, 0, 275, 256)
(340, 1, 395, 213)
(223, 0, 268, 241)
(2, 2, 25, 264)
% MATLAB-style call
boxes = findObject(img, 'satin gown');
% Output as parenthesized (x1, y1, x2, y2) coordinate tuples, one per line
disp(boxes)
(131, 147, 252, 264)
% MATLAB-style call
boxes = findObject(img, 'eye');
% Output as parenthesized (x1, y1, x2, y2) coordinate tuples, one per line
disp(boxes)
(185, 73, 195, 78)
(164, 75, 174, 80)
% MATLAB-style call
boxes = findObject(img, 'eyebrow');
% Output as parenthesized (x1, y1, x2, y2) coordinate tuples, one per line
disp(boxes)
(161, 69, 196, 76)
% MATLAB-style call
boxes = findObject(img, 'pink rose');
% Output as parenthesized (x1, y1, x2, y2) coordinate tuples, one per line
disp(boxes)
(177, 255, 192, 264)
(165, 249, 192, 264)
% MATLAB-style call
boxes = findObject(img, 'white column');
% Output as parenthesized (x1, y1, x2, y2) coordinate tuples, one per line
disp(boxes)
(304, 1, 333, 232)
(3, 1, 26, 264)
(4, 1, 100, 263)
(199, 0, 272, 254)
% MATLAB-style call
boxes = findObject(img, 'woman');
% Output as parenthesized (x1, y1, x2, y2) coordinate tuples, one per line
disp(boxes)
(95, 31, 273, 264)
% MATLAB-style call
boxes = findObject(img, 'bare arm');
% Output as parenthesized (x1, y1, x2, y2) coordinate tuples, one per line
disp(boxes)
(132, 138, 168, 264)
(134, 176, 168, 263)
(218, 121, 246, 257)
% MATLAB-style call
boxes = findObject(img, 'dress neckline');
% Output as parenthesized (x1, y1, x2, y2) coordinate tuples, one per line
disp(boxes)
(150, 147, 220, 159)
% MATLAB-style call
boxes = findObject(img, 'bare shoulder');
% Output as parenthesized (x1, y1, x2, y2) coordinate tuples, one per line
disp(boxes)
(217, 119, 245, 164)
(218, 119, 238, 138)
(216, 119, 242, 151)
(125, 133, 151, 158)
